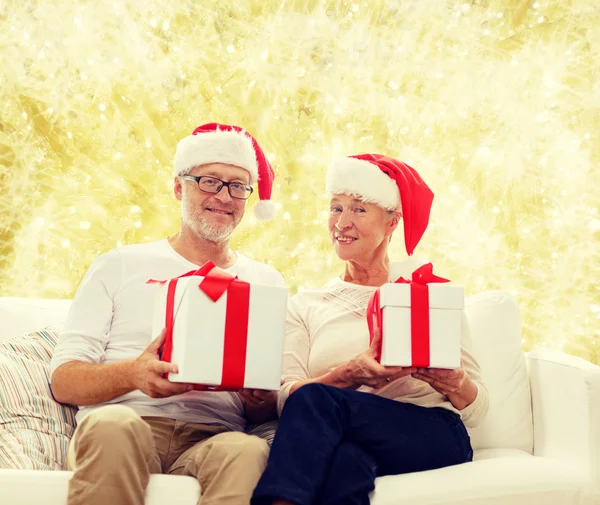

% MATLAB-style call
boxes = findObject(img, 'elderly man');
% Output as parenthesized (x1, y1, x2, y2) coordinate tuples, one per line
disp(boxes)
(50, 123, 283, 505)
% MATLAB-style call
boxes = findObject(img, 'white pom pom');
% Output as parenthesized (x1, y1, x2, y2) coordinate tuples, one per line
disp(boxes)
(254, 199, 277, 221)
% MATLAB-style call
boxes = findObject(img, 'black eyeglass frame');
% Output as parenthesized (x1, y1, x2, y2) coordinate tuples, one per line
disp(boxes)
(180, 175, 254, 200)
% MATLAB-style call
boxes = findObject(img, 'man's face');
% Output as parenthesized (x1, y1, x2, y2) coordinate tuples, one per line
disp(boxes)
(174, 163, 250, 243)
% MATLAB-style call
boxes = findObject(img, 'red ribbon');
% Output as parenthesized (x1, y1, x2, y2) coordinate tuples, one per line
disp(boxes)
(367, 263, 449, 367)
(147, 261, 250, 391)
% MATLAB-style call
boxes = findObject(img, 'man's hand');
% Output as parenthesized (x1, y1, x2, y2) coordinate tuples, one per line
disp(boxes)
(239, 388, 274, 406)
(130, 328, 194, 398)
(240, 389, 277, 424)
(340, 328, 415, 389)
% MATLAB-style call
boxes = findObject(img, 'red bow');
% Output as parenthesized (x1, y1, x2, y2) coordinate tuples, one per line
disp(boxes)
(367, 263, 449, 367)
(395, 262, 450, 286)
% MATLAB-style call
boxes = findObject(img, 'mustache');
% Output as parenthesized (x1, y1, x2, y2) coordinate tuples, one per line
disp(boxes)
(202, 201, 238, 213)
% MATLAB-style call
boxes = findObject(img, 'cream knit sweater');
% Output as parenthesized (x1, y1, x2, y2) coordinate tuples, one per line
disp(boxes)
(277, 259, 489, 428)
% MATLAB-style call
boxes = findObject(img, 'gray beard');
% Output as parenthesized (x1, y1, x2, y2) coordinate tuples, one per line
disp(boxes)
(182, 202, 237, 244)
(195, 219, 235, 243)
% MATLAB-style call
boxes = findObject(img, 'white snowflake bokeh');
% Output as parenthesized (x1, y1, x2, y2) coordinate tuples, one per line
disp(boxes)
(0, 0, 598, 362)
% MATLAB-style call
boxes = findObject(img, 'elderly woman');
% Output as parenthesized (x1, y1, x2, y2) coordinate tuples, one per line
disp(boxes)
(251, 154, 489, 505)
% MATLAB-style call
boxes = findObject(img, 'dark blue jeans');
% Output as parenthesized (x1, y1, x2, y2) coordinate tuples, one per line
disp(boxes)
(252, 383, 473, 505)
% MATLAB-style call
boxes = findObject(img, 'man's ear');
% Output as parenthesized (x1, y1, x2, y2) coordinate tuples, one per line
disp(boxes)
(173, 177, 183, 201)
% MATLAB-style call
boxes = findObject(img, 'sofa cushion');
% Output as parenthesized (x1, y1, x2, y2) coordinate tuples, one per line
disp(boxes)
(0, 298, 71, 342)
(0, 328, 77, 470)
(370, 451, 595, 505)
(464, 291, 533, 454)
(0, 470, 200, 505)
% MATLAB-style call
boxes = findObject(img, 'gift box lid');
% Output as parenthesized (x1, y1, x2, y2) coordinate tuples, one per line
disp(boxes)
(379, 282, 464, 310)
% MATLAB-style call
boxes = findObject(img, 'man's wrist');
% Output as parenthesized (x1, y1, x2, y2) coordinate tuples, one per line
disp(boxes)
(120, 359, 137, 391)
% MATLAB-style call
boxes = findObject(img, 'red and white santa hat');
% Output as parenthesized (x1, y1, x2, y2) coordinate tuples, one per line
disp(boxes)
(173, 122, 276, 221)
(326, 153, 434, 256)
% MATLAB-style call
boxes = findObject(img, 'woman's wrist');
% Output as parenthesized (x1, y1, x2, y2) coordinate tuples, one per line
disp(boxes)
(287, 363, 358, 397)
(446, 376, 478, 410)
(328, 363, 357, 389)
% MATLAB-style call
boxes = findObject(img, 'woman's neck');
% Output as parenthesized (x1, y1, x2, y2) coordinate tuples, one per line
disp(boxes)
(341, 257, 390, 287)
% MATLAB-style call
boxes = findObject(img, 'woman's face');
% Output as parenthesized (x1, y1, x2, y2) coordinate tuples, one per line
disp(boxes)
(328, 193, 400, 263)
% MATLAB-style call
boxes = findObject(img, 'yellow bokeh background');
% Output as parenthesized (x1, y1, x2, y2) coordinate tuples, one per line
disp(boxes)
(0, 0, 598, 363)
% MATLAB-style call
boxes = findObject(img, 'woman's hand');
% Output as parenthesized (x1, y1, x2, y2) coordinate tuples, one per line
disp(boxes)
(411, 367, 468, 395)
(339, 329, 415, 389)
(412, 367, 478, 410)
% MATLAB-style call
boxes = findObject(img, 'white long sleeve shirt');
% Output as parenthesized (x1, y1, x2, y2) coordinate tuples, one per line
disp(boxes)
(277, 259, 489, 428)
(50, 239, 285, 429)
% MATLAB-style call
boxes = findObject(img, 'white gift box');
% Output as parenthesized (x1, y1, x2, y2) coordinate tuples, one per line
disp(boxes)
(151, 275, 288, 391)
(378, 283, 464, 369)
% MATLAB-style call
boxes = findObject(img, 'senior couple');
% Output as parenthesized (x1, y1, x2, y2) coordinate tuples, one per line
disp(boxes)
(50, 122, 489, 505)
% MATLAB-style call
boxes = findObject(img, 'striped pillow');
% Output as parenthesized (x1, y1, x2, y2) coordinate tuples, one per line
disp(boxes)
(246, 420, 278, 446)
(0, 328, 77, 470)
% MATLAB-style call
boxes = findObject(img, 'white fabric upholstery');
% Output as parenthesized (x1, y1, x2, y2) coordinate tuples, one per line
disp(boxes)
(0, 293, 598, 505)
(464, 291, 533, 454)
(0, 297, 71, 342)
(0, 470, 200, 505)
(371, 449, 595, 505)
(528, 349, 600, 488)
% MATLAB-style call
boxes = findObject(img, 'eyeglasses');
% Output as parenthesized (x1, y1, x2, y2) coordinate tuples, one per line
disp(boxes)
(180, 175, 254, 200)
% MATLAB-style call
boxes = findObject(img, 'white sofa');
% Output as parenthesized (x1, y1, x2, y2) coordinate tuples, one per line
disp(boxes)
(0, 293, 598, 505)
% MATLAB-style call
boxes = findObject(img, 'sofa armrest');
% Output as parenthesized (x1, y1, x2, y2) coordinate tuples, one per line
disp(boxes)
(527, 348, 600, 488)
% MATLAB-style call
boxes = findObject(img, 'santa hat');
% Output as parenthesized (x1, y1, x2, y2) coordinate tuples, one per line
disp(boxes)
(326, 153, 434, 256)
(173, 122, 276, 221)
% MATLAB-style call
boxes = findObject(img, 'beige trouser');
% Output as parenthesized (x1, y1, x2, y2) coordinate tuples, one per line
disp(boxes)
(66, 405, 269, 505)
